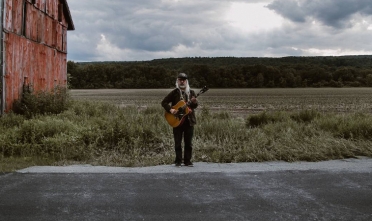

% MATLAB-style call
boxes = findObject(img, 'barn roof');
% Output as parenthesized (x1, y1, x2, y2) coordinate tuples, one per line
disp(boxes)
(63, 0, 75, 30)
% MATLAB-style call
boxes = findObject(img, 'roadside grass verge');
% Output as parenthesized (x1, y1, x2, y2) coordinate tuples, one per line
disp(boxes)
(1, 101, 372, 172)
(195, 109, 372, 163)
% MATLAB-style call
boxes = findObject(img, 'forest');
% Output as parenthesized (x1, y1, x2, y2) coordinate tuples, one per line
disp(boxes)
(67, 55, 372, 89)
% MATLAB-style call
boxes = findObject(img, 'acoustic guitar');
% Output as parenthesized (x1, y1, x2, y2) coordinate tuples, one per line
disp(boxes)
(165, 86, 209, 127)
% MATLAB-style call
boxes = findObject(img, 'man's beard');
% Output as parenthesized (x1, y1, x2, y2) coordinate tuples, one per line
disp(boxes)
(179, 84, 186, 89)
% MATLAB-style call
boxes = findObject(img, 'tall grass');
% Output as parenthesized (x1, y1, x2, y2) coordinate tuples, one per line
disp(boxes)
(1, 101, 174, 168)
(194, 109, 372, 163)
(1, 100, 372, 171)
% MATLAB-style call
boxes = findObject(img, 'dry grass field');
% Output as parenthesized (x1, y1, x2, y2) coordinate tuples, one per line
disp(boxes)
(71, 88, 372, 116)
(2, 87, 372, 171)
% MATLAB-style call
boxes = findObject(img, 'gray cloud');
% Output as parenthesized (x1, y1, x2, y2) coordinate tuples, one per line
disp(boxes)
(66, 0, 372, 61)
(68, 0, 234, 60)
(267, 0, 372, 28)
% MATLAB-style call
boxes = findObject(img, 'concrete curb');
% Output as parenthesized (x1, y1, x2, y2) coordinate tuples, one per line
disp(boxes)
(17, 157, 372, 174)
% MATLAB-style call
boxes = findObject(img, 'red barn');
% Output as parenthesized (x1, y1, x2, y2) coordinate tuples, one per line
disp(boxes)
(0, 0, 74, 114)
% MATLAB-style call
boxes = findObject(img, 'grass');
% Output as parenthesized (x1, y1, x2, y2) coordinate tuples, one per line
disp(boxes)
(1, 88, 372, 172)
(1, 102, 175, 171)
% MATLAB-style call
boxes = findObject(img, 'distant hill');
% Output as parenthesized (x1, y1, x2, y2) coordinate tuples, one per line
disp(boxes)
(69, 56, 372, 89)
(77, 55, 372, 69)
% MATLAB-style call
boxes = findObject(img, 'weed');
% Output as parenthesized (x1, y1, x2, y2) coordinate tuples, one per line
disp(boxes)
(290, 109, 320, 123)
(12, 85, 71, 118)
(316, 113, 372, 140)
(246, 112, 287, 128)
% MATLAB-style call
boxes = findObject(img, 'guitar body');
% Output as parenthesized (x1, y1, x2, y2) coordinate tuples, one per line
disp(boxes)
(164, 100, 191, 128)
(164, 86, 208, 127)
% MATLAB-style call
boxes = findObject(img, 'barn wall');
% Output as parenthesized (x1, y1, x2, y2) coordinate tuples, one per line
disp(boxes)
(3, 33, 67, 112)
(2, 0, 68, 113)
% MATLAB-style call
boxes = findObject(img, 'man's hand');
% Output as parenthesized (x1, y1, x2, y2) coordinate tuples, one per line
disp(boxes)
(190, 96, 197, 103)
(170, 108, 178, 114)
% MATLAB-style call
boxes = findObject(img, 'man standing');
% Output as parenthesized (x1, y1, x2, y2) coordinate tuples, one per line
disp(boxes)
(161, 73, 198, 167)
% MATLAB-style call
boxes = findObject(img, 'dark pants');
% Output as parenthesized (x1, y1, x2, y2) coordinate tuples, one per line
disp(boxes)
(173, 119, 194, 164)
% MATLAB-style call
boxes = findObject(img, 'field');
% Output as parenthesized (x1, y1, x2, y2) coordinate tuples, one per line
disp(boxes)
(1, 87, 372, 172)
(71, 88, 372, 115)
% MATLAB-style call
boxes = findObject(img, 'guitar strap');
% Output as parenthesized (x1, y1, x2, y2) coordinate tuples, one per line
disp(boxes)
(178, 89, 188, 102)
(177, 88, 183, 101)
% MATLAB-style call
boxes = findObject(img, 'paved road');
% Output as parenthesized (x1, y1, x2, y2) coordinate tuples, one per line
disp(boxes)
(1, 158, 372, 221)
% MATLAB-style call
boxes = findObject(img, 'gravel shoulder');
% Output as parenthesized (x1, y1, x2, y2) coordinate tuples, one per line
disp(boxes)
(17, 157, 372, 174)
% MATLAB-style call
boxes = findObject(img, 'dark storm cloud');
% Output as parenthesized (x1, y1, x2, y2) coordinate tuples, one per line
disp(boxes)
(266, 0, 307, 23)
(69, 0, 230, 53)
(267, 0, 372, 28)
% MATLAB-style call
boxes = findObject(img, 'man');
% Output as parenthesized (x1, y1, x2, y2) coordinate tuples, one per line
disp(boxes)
(161, 73, 198, 167)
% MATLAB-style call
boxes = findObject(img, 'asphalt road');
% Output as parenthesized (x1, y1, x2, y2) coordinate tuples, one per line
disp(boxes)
(1, 158, 371, 221)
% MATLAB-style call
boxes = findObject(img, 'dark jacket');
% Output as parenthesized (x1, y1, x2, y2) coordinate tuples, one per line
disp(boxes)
(161, 88, 198, 126)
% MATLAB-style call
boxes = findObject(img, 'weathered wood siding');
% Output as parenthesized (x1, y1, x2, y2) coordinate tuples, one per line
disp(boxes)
(2, 0, 71, 112)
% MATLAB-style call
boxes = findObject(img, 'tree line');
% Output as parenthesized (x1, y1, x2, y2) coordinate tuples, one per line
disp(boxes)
(67, 56, 372, 89)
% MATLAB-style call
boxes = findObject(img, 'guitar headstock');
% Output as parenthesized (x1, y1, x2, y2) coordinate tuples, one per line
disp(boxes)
(196, 86, 209, 97)
(197, 86, 209, 96)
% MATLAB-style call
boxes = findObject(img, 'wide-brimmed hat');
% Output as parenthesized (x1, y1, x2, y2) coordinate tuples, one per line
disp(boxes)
(177, 73, 188, 79)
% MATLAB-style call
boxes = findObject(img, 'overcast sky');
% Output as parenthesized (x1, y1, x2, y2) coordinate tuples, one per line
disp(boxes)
(66, 0, 372, 62)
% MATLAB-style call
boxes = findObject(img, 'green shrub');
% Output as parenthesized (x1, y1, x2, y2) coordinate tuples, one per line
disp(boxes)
(200, 106, 211, 119)
(143, 106, 162, 115)
(246, 112, 287, 128)
(0, 129, 20, 156)
(290, 109, 320, 123)
(18, 117, 77, 144)
(316, 113, 372, 140)
(40, 134, 88, 161)
(0, 113, 25, 129)
(213, 111, 231, 120)
(12, 85, 71, 118)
